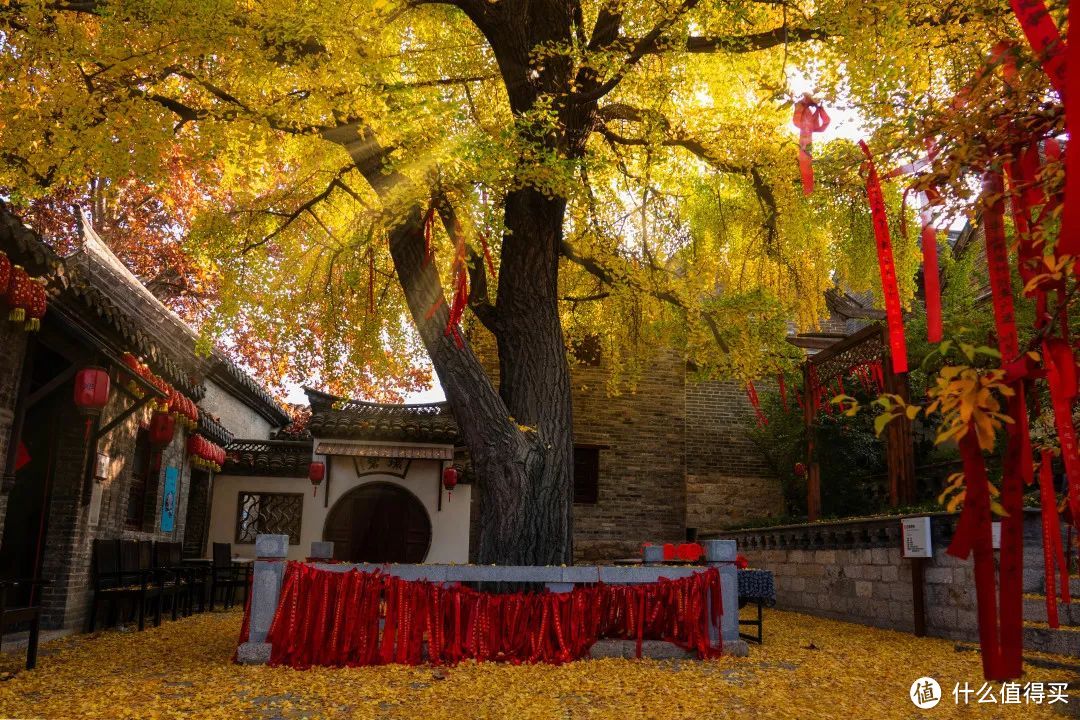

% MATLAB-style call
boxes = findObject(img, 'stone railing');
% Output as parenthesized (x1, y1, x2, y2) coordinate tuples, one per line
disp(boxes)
(714, 511, 962, 552)
(237, 535, 745, 663)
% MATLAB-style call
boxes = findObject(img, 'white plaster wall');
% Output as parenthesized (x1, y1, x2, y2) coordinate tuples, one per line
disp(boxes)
(207, 456, 471, 562)
(199, 380, 274, 440)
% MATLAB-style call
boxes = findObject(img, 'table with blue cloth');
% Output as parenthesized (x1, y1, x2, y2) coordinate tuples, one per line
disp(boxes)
(737, 569, 775, 644)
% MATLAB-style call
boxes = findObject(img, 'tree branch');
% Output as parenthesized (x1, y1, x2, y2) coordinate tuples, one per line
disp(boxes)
(560, 238, 730, 352)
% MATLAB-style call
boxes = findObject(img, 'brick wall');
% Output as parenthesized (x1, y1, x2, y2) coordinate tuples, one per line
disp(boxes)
(34, 371, 193, 630)
(569, 349, 687, 562)
(721, 511, 1047, 641)
(685, 380, 783, 534)
(468, 327, 779, 562)
(0, 323, 27, 539)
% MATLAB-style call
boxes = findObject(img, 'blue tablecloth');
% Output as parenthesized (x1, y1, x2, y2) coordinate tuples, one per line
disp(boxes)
(738, 569, 776, 606)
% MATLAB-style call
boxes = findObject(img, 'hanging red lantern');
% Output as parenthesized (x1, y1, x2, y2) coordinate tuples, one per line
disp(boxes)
(442, 466, 458, 492)
(74, 367, 110, 417)
(23, 278, 47, 332)
(309, 461, 326, 496)
(148, 410, 176, 447)
(794, 462, 807, 478)
(0, 252, 10, 302)
(6, 265, 31, 324)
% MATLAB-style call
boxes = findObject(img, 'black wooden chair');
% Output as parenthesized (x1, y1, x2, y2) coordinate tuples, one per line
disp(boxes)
(209, 543, 246, 610)
(89, 539, 137, 631)
(0, 578, 49, 670)
(150, 542, 185, 621)
(86, 537, 159, 626)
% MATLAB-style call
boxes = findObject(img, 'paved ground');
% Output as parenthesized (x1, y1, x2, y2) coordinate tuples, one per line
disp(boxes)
(0, 607, 1075, 719)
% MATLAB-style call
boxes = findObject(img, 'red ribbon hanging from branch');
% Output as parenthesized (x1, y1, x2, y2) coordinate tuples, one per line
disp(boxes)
(920, 207, 943, 343)
(1037, 450, 1070, 628)
(1044, 338, 1080, 533)
(949, 426, 1004, 680)
(858, 140, 908, 374)
(792, 95, 830, 196)
(746, 381, 767, 427)
(1007, 0, 1066, 96)
(1063, 0, 1080, 264)
(982, 172, 1021, 362)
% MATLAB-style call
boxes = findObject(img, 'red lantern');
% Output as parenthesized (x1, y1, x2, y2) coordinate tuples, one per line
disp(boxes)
(24, 278, 46, 332)
(73, 367, 110, 417)
(148, 410, 176, 447)
(794, 462, 807, 478)
(309, 461, 325, 496)
(442, 466, 458, 492)
(187, 433, 205, 468)
(6, 266, 30, 323)
(0, 252, 10, 300)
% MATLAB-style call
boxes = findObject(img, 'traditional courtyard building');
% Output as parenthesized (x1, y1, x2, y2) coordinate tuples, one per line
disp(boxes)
(0, 205, 289, 631)
(208, 345, 787, 564)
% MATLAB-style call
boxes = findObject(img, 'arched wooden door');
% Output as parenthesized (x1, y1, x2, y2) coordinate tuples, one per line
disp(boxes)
(323, 482, 431, 563)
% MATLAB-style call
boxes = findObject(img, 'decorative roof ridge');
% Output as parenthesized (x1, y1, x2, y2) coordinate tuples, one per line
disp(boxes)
(304, 386, 451, 413)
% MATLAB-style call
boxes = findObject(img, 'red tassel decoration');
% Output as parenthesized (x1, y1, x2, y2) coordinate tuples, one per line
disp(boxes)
(791, 95, 830, 196)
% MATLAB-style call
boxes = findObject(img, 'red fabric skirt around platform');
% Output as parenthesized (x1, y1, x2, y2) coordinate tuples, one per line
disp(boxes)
(240, 562, 724, 668)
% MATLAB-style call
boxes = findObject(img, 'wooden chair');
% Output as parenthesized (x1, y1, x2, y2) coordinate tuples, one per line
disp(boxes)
(209, 543, 246, 610)
(0, 578, 48, 670)
(166, 542, 207, 615)
(151, 542, 185, 620)
(123, 540, 161, 629)
(89, 539, 135, 631)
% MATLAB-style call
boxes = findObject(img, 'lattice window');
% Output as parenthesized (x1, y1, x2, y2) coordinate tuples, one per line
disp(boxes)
(235, 492, 303, 544)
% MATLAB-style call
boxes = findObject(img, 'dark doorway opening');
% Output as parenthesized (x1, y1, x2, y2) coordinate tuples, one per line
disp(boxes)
(182, 469, 212, 558)
(0, 343, 70, 606)
(323, 482, 431, 564)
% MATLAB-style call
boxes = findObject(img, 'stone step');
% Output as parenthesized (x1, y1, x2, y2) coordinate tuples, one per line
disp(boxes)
(1023, 595, 1080, 626)
(1023, 622, 1080, 657)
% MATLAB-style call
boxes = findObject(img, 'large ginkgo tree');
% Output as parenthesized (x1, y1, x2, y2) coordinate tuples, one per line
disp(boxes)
(0, 0, 1029, 562)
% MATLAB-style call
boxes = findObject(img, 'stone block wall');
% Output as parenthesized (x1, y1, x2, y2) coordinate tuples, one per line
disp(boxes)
(720, 511, 1047, 641)
(684, 380, 783, 535)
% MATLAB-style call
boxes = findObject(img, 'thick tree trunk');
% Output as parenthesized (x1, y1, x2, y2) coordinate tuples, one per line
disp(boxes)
(362, 0, 584, 566)
(384, 200, 572, 565)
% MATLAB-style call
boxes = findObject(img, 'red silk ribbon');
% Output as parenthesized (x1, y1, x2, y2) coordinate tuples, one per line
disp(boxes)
(255, 563, 725, 668)
(1008, 0, 1066, 96)
(859, 140, 908, 373)
(949, 426, 1004, 680)
(792, 96, 830, 196)
(920, 207, 943, 343)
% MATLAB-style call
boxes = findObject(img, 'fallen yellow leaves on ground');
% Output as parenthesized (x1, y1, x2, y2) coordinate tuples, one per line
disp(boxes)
(0, 607, 1075, 719)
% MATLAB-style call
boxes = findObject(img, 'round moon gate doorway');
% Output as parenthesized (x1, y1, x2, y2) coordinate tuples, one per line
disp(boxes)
(323, 482, 432, 563)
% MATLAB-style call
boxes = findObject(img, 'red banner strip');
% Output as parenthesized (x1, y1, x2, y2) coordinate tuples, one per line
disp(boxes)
(1038, 450, 1066, 626)
(982, 172, 1021, 362)
(920, 207, 943, 343)
(1063, 0, 1080, 262)
(1008, 0, 1066, 95)
(859, 141, 908, 373)
(953, 426, 1004, 680)
(1044, 338, 1080, 533)
(998, 387, 1029, 677)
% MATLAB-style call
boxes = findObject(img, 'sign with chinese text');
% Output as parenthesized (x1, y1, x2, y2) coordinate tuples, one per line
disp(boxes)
(901, 516, 932, 558)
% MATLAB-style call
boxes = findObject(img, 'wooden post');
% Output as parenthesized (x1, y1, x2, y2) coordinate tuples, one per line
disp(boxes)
(883, 360, 916, 507)
(803, 362, 821, 522)
(911, 557, 927, 636)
